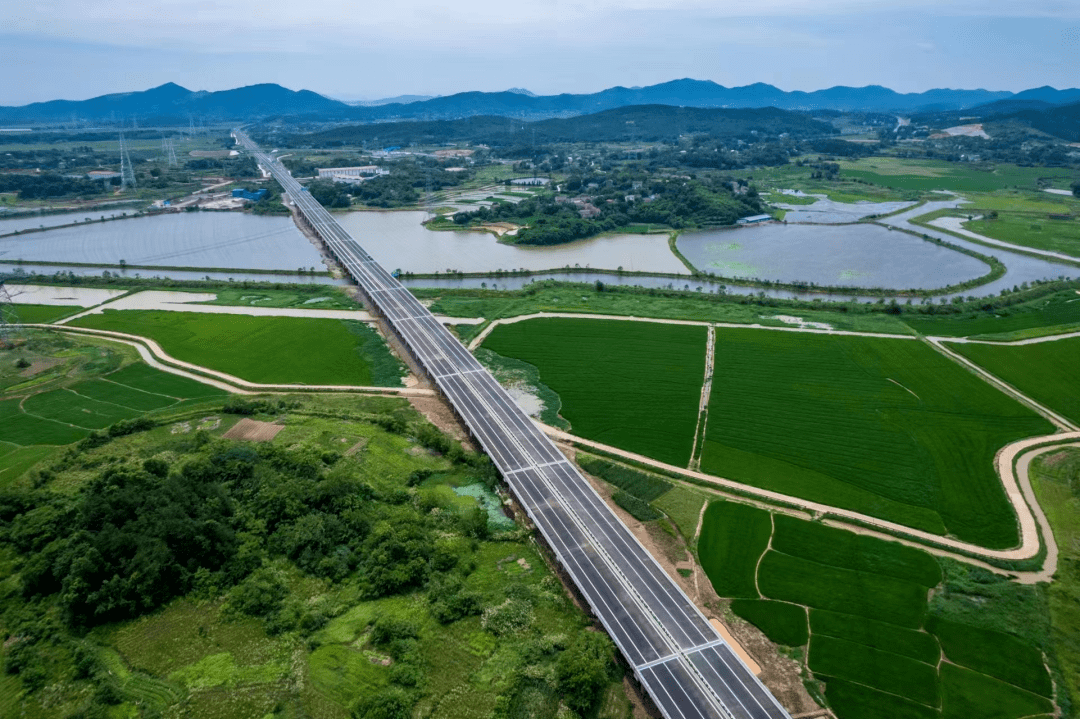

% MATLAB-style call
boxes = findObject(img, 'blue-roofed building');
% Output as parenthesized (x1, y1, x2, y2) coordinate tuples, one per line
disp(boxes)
(232, 188, 267, 201)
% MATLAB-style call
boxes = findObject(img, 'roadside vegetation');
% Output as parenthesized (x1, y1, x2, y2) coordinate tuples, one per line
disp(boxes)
(0, 333, 633, 719)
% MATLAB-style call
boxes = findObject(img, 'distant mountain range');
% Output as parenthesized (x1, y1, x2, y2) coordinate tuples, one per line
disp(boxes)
(290, 105, 836, 147)
(2, 79, 1079, 128)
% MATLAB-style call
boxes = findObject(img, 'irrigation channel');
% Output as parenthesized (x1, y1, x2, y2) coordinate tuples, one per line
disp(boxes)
(236, 130, 792, 719)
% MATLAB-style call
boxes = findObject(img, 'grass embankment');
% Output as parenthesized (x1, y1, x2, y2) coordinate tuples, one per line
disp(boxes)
(1031, 448, 1080, 712)
(902, 289, 1080, 339)
(948, 191, 1080, 257)
(70, 310, 406, 386)
(951, 336, 1080, 425)
(0, 388, 634, 719)
(482, 318, 706, 467)
(424, 284, 916, 335)
(701, 329, 1053, 548)
(696, 500, 1059, 719)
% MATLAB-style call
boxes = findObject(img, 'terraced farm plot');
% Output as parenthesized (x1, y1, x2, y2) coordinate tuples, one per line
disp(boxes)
(481, 318, 706, 466)
(771, 515, 942, 587)
(23, 387, 143, 429)
(729, 600, 807, 647)
(696, 501, 772, 599)
(951, 336, 1080, 425)
(70, 310, 405, 386)
(701, 329, 1053, 548)
(0, 398, 89, 445)
(810, 610, 940, 665)
(693, 501, 1058, 719)
(2, 362, 224, 442)
(105, 362, 226, 399)
(808, 635, 939, 707)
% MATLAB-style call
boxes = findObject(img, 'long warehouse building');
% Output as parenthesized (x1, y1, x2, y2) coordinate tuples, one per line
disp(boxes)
(235, 130, 792, 719)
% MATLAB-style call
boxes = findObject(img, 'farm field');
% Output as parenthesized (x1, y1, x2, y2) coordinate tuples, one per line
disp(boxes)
(965, 213, 1080, 256)
(6, 303, 81, 323)
(70, 310, 406, 386)
(951, 336, 1080, 425)
(700, 328, 1053, 547)
(901, 289, 1080, 338)
(836, 158, 1076, 193)
(1030, 448, 1080, 708)
(481, 317, 706, 466)
(694, 500, 1058, 719)
(2, 361, 225, 441)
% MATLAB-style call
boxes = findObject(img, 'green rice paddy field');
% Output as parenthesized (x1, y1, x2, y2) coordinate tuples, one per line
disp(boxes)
(950, 336, 1080, 425)
(7, 303, 81, 324)
(701, 329, 1053, 548)
(481, 318, 706, 467)
(0, 361, 226, 454)
(70, 310, 406, 386)
(698, 500, 1058, 719)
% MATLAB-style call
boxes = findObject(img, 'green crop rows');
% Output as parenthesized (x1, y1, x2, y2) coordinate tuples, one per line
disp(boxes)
(482, 318, 706, 466)
(693, 504, 1057, 719)
(809, 635, 940, 707)
(70, 310, 406, 387)
(696, 501, 771, 599)
(928, 617, 1052, 697)
(952, 337, 1080, 425)
(810, 610, 940, 665)
(729, 600, 807, 647)
(771, 515, 942, 587)
(7, 303, 81, 324)
(2, 362, 225, 441)
(701, 329, 1052, 548)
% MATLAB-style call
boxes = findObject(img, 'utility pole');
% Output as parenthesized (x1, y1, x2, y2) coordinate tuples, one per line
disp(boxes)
(0, 280, 22, 348)
(119, 133, 136, 189)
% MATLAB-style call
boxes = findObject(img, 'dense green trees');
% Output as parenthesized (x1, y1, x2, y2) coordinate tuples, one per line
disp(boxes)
(556, 631, 616, 712)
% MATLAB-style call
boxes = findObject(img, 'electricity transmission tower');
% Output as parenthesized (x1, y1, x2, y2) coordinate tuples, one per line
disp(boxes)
(119, 133, 136, 189)
(0, 279, 22, 348)
(162, 138, 178, 167)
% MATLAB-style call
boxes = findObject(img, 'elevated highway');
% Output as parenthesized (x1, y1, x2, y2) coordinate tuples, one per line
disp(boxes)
(235, 131, 792, 719)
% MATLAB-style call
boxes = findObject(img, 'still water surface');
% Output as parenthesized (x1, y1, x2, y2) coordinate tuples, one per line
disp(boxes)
(0, 212, 324, 271)
(336, 210, 687, 275)
(676, 224, 989, 290)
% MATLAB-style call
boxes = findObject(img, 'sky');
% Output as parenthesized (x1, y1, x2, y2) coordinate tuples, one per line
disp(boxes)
(2, 0, 1077, 105)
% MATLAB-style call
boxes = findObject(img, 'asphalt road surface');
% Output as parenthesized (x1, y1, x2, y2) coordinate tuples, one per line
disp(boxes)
(235, 131, 792, 719)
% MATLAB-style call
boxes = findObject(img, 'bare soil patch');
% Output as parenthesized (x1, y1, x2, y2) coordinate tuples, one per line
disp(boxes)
(19, 358, 64, 377)
(407, 395, 475, 451)
(223, 418, 284, 442)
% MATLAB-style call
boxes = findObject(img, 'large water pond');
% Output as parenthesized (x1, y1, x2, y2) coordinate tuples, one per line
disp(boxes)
(336, 210, 687, 275)
(881, 201, 1080, 297)
(0, 212, 325, 271)
(676, 223, 989, 290)
(0, 207, 139, 235)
